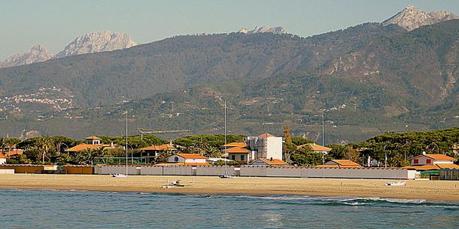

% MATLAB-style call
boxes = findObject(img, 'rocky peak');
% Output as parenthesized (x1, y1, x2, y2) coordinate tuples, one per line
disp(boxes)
(382, 5, 458, 31)
(55, 31, 136, 58)
(0, 45, 53, 68)
(239, 26, 286, 34)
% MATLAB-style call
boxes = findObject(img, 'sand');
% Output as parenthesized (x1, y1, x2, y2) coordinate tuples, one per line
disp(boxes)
(0, 174, 458, 201)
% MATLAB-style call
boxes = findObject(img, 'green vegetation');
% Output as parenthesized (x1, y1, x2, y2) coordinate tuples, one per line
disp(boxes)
(1, 127, 459, 167)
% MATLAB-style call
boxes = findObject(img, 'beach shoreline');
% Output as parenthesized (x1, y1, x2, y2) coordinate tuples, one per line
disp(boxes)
(1, 174, 458, 202)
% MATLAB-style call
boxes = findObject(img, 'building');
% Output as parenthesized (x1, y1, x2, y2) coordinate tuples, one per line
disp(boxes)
(411, 153, 456, 166)
(404, 153, 459, 171)
(316, 159, 361, 168)
(85, 136, 101, 145)
(224, 147, 250, 163)
(0, 149, 24, 158)
(250, 158, 288, 166)
(167, 153, 208, 165)
(66, 136, 116, 153)
(247, 133, 283, 161)
(297, 143, 332, 154)
(139, 143, 176, 157)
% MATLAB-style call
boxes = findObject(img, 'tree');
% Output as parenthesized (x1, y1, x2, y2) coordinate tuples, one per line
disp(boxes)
(35, 137, 55, 164)
(283, 126, 295, 162)
(343, 145, 360, 163)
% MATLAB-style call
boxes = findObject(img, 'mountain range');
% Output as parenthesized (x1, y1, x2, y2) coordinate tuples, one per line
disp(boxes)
(0, 31, 136, 68)
(0, 6, 458, 143)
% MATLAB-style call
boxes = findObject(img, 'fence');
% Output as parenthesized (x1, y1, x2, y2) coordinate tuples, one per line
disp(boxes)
(440, 169, 459, 180)
(0, 164, 45, 174)
(94, 165, 416, 180)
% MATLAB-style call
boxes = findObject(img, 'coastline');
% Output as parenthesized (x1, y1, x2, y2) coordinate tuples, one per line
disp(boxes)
(1, 174, 458, 202)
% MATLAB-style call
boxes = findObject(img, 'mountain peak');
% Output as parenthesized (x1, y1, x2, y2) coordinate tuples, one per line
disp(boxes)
(382, 6, 458, 31)
(55, 31, 136, 58)
(0, 45, 53, 68)
(239, 26, 286, 34)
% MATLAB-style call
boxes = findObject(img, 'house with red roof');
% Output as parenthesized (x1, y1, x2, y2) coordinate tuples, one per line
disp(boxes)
(224, 146, 250, 163)
(297, 143, 332, 154)
(139, 143, 176, 157)
(404, 153, 459, 171)
(66, 136, 117, 153)
(167, 153, 209, 166)
(250, 158, 288, 166)
(411, 153, 456, 166)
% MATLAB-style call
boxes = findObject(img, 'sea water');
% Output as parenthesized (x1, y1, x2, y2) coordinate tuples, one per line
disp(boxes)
(1, 189, 458, 228)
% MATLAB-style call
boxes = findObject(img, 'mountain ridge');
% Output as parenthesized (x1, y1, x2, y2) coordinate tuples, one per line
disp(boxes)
(382, 5, 458, 31)
(0, 31, 136, 68)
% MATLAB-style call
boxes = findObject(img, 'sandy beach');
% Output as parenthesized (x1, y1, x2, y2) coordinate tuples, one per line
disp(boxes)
(0, 174, 458, 201)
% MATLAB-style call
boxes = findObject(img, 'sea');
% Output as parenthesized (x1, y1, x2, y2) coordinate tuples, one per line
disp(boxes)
(1, 189, 459, 229)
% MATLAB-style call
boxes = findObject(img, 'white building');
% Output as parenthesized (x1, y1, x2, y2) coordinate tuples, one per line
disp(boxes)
(247, 133, 283, 161)
(411, 153, 455, 166)
(167, 153, 208, 165)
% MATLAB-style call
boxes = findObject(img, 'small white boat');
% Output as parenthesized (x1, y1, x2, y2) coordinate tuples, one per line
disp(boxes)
(219, 174, 233, 179)
(385, 181, 406, 186)
(161, 180, 185, 188)
(112, 174, 128, 178)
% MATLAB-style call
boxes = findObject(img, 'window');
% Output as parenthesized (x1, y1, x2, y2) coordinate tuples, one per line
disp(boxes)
(231, 155, 236, 160)
(426, 159, 432, 164)
(174, 156, 179, 162)
(413, 159, 419, 164)
(241, 155, 245, 161)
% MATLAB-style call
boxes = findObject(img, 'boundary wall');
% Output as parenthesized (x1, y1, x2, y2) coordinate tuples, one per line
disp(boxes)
(94, 165, 415, 180)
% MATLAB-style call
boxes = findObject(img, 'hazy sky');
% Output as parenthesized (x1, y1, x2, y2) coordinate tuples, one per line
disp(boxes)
(1, 0, 459, 59)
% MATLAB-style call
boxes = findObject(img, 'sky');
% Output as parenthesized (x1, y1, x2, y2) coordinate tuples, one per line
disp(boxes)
(1, 0, 459, 59)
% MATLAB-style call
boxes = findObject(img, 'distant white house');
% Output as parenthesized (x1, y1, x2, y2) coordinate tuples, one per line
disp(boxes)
(167, 153, 208, 165)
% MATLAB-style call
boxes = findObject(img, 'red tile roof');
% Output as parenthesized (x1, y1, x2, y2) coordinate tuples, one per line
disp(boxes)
(298, 143, 331, 152)
(66, 143, 103, 152)
(436, 164, 459, 169)
(177, 153, 207, 159)
(223, 142, 247, 148)
(225, 147, 250, 154)
(318, 159, 361, 168)
(140, 144, 175, 151)
(3, 149, 24, 157)
(258, 133, 274, 138)
(254, 158, 288, 166)
(403, 165, 444, 171)
(423, 154, 455, 161)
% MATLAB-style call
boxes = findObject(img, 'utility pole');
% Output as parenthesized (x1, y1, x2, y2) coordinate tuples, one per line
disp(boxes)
(321, 112, 325, 146)
(125, 110, 128, 176)
(224, 99, 227, 147)
(322, 112, 325, 165)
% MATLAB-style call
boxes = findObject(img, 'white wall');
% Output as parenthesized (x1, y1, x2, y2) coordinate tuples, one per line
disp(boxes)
(184, 158, 207, 163)
(266, 137, 283, 160)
